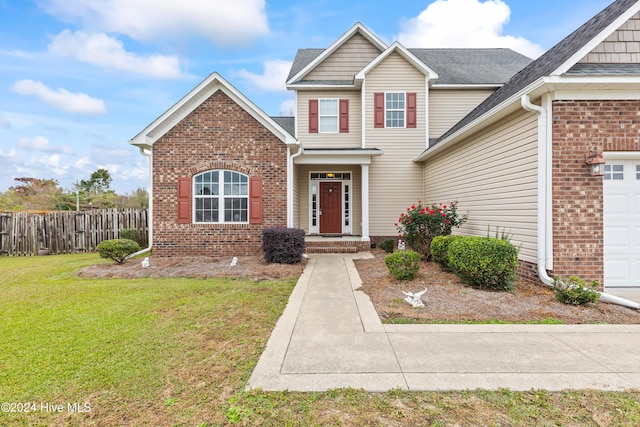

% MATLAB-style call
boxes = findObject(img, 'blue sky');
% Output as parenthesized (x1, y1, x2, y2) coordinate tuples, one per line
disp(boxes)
(0, 0, 614, 194)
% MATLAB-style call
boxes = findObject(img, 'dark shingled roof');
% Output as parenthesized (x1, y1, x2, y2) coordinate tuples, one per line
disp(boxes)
(434, 0, 639, 146)
(271, 116, 295, 137)
(287, 49, 324, 82)
(288, 48, 531, 86)
(566, 62, 640, 75)
(410, 49, 532, 85)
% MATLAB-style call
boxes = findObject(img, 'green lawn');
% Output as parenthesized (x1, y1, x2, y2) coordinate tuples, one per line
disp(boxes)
(1, 254, 638, 426)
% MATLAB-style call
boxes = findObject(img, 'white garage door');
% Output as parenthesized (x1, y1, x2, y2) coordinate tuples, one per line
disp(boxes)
(604, 158, 640, 288)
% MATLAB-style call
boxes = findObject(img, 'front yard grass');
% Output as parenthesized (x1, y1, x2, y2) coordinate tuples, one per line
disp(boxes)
(1, 254, 639, 426)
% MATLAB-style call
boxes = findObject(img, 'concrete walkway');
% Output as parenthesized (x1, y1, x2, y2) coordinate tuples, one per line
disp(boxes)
(247, 253, 640, 392)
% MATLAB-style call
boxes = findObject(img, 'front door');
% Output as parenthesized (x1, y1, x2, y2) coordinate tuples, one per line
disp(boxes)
(320, 182, 342, 234)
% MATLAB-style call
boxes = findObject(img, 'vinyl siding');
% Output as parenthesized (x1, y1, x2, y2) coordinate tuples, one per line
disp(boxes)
(297, 165, 362, 235)
(297, 90, 361, 148)
(364, 52, 428, 236)
(422, 109, 539, 263)
(580, 11, 640, 63)
(293, 162, 300, 228)
(429, 89, 495, 139)
(305, 33, 382, 81)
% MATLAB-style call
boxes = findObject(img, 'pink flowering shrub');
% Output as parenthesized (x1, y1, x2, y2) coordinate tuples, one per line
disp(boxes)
(395, 200, 468, 260)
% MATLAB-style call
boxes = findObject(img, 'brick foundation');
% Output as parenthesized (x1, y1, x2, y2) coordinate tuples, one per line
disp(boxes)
(551, 100, 640, 286)
(152, 90, 288, 257)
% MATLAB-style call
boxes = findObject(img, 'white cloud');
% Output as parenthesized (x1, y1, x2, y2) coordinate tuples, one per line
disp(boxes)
(48, 30, 182, 79)
(237, 60, 292, 92)
(396, 0, 544, 59)
(0, 112, 9, 128)
(39, 0, 269, 46)
(17, 136, 74, 155)
(279, 99, 296, 116)
(10, 80, 107, 115)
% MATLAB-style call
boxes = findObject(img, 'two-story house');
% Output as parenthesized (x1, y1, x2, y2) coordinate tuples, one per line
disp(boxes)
(131, 0, 640, 292)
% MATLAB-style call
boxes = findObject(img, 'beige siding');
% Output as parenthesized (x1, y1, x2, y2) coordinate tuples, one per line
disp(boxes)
(292, 162, 300, 228)
(297, 90, 361, 148)
(429, 89, 495, 138)
(580, 11, 640, 63)
(305, 33, 381, 81)
(296, 165, 361, 235)
(364, 52, 428, 236)
(422, 110, 539, 263)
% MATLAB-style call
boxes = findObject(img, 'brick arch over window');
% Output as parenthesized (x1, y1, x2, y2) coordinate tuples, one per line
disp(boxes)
(189, 161, 255, 177)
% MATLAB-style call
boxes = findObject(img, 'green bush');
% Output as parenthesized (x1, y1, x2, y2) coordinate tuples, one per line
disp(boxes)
(430, 235, 464, 270)
(448, 236, 519, 291)
(396, 200, 468, 260)
(379, 239, 395, 253)
(120, 228, 146, 248)
(552, 276, 600, 306)
(96, 239, 141, 264)
(384, 250, 421, 281)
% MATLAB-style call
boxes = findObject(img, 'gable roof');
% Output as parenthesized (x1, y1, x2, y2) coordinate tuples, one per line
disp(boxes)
(286, 23, 387, 85)
(130, 72, 298, 149)
(355, 42, 439, 82)
(431, 0, 640, 147)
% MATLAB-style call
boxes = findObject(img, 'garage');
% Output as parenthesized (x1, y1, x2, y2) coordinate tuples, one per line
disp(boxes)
(603, 156, 640, 288)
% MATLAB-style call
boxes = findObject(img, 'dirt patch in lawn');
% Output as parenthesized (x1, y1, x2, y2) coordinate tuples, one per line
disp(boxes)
(355, 249, 640, 324)
(78, 255, 306, 281)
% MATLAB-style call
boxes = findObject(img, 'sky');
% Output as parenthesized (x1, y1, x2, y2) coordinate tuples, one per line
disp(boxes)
(0, 0, 615, 194)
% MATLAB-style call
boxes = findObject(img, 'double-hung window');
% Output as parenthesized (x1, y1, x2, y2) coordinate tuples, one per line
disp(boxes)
(374, 92, 416, 129)
(194, 171, 248, 223)
(385, 92, 405, 128)
(319, 99, 338, 133)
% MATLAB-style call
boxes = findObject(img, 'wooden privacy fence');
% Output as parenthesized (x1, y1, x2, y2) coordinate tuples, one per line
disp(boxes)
(0, 209, 148, 256)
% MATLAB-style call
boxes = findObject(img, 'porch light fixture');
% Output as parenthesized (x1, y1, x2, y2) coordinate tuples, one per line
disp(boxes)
(585, 148, 605, 176)
(327, 173, 335, 178)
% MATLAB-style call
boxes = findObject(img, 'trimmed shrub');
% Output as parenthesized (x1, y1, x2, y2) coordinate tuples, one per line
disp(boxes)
(552, 276, 600, 306)
(385, 250, 421, 281)
(396, 200, 468, 260)
(120, 228, 146, 248)
(379, 239, 395, 253)
(430, 235, 464, 270)
(96, 239, 141, 264)
(448, 236, 519, 291)
(263, 227, 306, 264)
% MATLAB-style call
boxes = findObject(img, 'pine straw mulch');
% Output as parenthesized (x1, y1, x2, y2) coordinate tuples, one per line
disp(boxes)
(78, 255, 306, 282)
(355, 249, 640, 325)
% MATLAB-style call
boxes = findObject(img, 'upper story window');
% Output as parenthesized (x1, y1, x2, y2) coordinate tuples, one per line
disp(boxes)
(319, 99, 338, 133)
(193, 170, 248, 223)
(309, 99, 349, 133)
(374, 92, 417, 129)
(385, 92, 405, 128)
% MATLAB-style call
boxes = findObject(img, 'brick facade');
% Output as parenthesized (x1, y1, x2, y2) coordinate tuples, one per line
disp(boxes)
(551, 100, 640, 286)
(152, 90, 288, 257)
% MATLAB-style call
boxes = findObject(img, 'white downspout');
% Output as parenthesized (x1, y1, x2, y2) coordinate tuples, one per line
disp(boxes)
(521, 95, 638, 309)
(126, 147, 153, 259)
(287, 145, 304, 228)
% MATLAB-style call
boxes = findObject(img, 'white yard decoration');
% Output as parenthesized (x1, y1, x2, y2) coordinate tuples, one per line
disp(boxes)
(403, 288, 427, 308)
(230, 257, 238, 267)
(141, 257, 150, 268)
(397, 239, 406, 251)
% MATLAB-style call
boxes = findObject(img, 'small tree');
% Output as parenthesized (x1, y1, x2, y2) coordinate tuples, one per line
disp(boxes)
(396, 200, 467, 260)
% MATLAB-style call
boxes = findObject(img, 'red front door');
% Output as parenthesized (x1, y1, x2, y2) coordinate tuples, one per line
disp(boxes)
(320, 182, 342, 234)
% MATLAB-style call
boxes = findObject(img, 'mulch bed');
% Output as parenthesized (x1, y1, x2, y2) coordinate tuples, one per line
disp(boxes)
(355, 249, 640, 325)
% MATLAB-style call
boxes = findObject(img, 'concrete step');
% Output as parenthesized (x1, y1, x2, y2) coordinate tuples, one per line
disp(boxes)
(305, 246, 359, 254)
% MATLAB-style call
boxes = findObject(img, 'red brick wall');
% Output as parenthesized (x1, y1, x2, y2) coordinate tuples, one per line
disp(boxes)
(152, 90, 288, 257)
(551, 100, 640, 286)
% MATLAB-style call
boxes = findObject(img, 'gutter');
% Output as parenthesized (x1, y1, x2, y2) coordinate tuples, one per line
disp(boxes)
(126, 147, 153, 260)
(521, 94, 639, 310)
